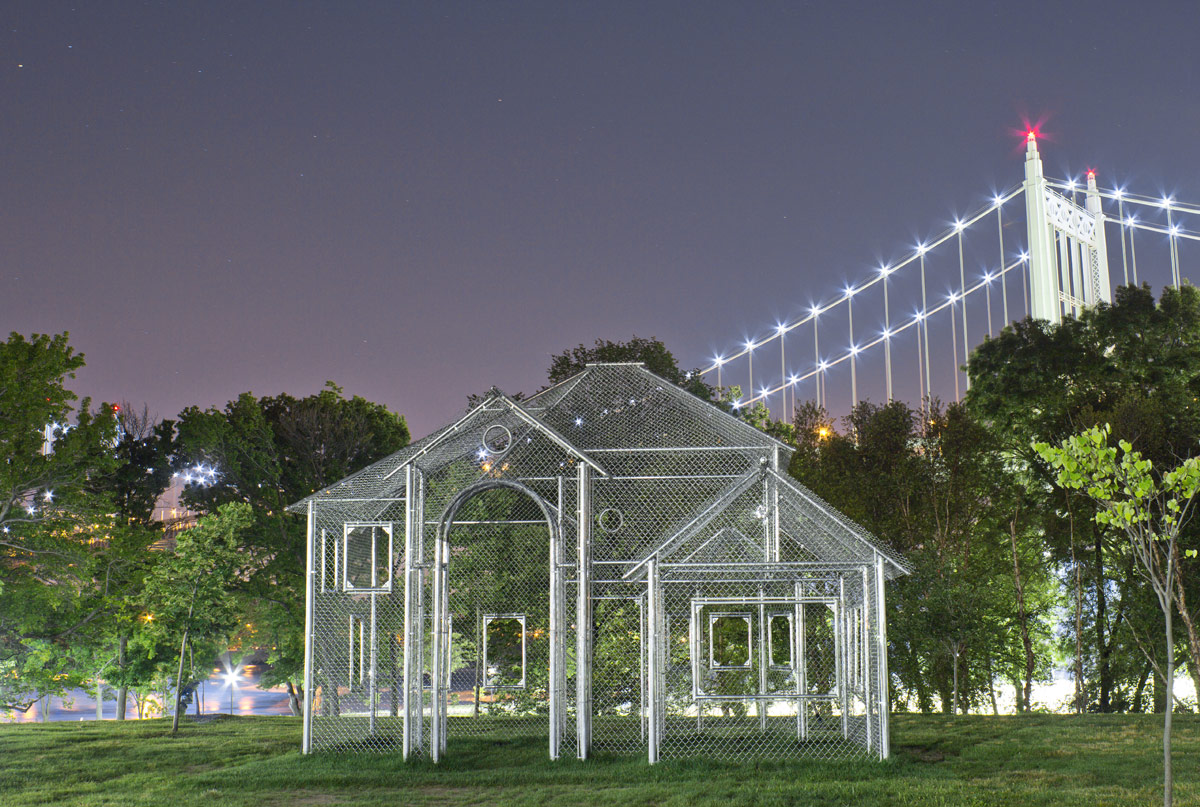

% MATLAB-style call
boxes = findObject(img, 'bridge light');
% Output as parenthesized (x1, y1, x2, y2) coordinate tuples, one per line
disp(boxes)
(1125, 216, 1136, 227)
(1019, 251, 1029, 262)
(574, 417, 583, 427)
(879, 264, 893, 276)
(1113, 187, 1125, 199)
(992, 194, 1004, 206)
(789, 374, 799, 385)
(43, 490, 54, 502)
(818, 360, 828, 371)
(1066, 178, 1077, 191)
(1161, 196, 1174, 209)
(810, 305, 822, 318)
(849, 344, 860, 355)
(882, 329, 891, 341)
(714, 355, 725, 366)
(732, 399, 743, 410)
(776, 323, 787, 336)
(983, 272, 994, 284)
(916, 242, 928, 255)
(844, 285, 857, 298)
(953, 219, 964, 232)
(1170, 224, 1181, 236)
(745, 340, 756, 351)
(914, 310, 925, 321)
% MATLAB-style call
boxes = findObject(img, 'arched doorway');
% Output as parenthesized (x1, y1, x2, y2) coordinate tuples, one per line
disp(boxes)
(429, 479, 567, 760)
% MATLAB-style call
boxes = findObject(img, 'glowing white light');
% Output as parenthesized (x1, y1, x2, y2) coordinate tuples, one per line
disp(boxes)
(1125, 217, 1136, 227)
(684, 371, 692, 380)
(1067, 178, 1077, 191)
(776, 323, 787, 335)
(1170, 225, 1181, 236)
(759, 387, 769, 397)
(983, 273, 994, 284)
(476, 449, 488, 460)
(43, 490, 54, 502)
(714, 355, 725, 366)
(849, 344, 860, 355)
(1161, 196, 1174, 209)
(818, 360, 828, 370)
(879, 264, 893, 276)
(993, 194, 1005, 206)
(26, 504, 36, 515)
(810, 305, 821, 318)
(844, 286, 857, 298)
(745, 340, 756, 351)
(914, 311, 925, 321)
(1019, 251, 1030, 262)
(916, 243, 928, 255)
(789, 375, 799, 384)
(948, 292, 959, 302)
(732, 400, 743, 410)
(574, 417, 583, 427)
(2, 526, 8, 534)
(1113, 187, 1124, 199)
(953, 219, 964, 232)
(882, 329, 891, 340)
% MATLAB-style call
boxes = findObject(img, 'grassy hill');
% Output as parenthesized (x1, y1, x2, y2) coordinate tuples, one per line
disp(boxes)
(0, 714, 1195, 806)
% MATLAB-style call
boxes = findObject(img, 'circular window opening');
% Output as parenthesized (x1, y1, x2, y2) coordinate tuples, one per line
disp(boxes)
(597, 508, 624, 533)
(482, 424, 512, 454)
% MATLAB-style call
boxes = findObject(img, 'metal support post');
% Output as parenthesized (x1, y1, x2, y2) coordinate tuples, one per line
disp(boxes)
(848, 295, 857, 405)
(647, 558, 661, 764)
(549, 476, 563, 759)
(795, 581, 806, 741)
(1023, 133, 1060, 323)
(883, 272, 892, 402)
(430, 511, 447, 762)
(862, 567, 872, 751)
(997, 204, 1009, 324)
(875, 555, 890, 759)
(758, 590, 768, 731)
(838, 578, 847, 739)
(575, 464, 593, 759)
(301, 501, 316, 754)
(368, 592, 377, 735)
(957, 229, 969, 391)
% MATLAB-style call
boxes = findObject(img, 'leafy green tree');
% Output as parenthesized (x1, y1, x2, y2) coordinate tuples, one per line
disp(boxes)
(1036, 425, 1200, 807)
(547, 336, 716, 402)
(174, 383, 410, 713)
(968, 284, 1200, 709)
(139, 503, 253, 732)
(0, 332, 120, 713)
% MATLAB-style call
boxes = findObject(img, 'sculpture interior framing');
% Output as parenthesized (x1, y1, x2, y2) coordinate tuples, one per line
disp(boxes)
(289, 363, 909, 763)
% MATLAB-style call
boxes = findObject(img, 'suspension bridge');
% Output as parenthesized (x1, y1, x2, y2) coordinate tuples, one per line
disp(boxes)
(699, 133, 1199, 420)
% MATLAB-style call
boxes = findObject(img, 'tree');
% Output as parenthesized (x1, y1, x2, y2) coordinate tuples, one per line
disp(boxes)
(968, 284, 1200, 710)
(0, 332, 120, 713)
(547, 336, 716, 402)
(140, 503, 253, 732)
(173, 382, 410, 713)
(1036, 425, 1200, 807)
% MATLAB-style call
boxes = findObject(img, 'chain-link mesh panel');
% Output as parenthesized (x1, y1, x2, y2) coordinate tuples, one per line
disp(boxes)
(300, 364, 902, 762)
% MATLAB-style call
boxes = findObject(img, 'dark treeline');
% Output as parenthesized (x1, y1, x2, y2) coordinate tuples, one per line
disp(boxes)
(3, 285, 1198, 719)
(766, 283, 1200, 714)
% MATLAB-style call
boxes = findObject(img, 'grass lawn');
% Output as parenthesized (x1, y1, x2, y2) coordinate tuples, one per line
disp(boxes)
(0, 713, 1195, 806)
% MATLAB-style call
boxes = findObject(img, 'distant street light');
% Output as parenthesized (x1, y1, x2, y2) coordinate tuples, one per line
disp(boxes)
(223, 668, 240, 716)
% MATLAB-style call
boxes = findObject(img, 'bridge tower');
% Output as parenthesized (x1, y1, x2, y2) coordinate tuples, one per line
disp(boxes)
(1023, 132, 1112, 324)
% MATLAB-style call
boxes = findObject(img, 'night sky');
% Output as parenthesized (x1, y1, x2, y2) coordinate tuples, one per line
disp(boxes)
(5, 2, 1198, 438)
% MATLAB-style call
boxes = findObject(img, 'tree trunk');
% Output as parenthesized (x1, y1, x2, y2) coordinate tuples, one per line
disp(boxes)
(1012, 678, 1024, 713)
(1132, 662, 1150, 713)
(951, 648, 960, 714)
(1163, 592, 1174, 807)
(95, 681, 104, 721)
(171, 628, 190, 734)
(286, 681, 302, 717)
(1008, 513, 1035, 712)
(1095, 527, 1112, 712)
(1068, 504, 1085, 714)
(116, 636, 128, 721)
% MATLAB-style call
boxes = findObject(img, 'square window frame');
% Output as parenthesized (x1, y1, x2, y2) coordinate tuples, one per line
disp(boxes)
(707, 611, 753, 670)
(342, 522, 394, 593)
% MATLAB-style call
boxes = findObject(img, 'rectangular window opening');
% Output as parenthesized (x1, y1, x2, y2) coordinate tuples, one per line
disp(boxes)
(482, 614, 526, 689)
(343, 523, 394, 592)
(708, 612, 753, 670)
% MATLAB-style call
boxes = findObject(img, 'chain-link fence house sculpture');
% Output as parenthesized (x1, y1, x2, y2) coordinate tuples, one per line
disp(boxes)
(290, 363, 909, 763)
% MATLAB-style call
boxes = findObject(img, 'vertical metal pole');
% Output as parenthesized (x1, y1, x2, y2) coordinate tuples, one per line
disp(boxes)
(780, 330, 788, 423)
(1129, 222, 1139, 285)
(691, 597, 701, 731)
(813, 316, 822, 410)
(1168, 206, 1180, 287)
(836, 584, 847, 739)
(957, 229, 969, 391)
(795, 581, 805, 741)
(369, 592, 378, 735)
(883, 273, 892, 403)
(647, 558, 660, 764)
(301, 501, 316, 754)
(401, 468, 415, 759)
(985, 280, 993, 337)
(915, 321, 925, 418)
(576, 464, 592, 759)
(639, 596, 647, 743)
(758, 594, 768, 731)
(1070, 236, 1085, 316)
(950, 299, 960, 403)
(748, 347, 754, 404)
(430, 518, 446, 762)
(771, 448, 781, 561)
(848, 295, 857, 405)
(549, 476, 562, 760)
(997, 204, 1009, 325)
(862, 567, 872, 752)
(1023, 133, 1060, 323)
(875, 556, 890, 759)
(1118, 197, 1129, 285)
(920, 252, 931, 404)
